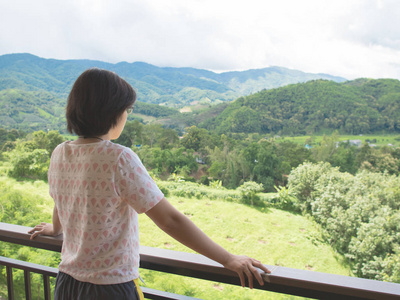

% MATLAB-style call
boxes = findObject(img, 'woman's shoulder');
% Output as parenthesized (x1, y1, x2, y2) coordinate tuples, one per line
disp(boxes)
(51, 141, 70, 155)
(107, 141, 138, 158)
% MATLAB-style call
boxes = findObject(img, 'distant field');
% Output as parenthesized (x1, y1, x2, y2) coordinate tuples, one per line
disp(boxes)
(280, 134, 400, 147)
(130, 113, 157, 123)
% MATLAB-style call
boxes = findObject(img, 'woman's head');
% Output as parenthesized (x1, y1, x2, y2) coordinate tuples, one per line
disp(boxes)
(66, 68, 136, 137)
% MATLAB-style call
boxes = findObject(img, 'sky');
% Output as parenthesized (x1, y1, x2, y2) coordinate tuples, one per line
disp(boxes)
(1, 0, 400, 80)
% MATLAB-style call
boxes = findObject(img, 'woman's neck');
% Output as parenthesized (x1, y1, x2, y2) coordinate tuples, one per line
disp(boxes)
(71, 134, 110, 144)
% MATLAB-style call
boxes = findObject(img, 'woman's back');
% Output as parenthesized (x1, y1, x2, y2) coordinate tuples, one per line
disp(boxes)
(49, 140, 163, 284)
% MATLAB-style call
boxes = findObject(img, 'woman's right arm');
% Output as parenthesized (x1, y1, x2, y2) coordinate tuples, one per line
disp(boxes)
(28, 206, 63, 239)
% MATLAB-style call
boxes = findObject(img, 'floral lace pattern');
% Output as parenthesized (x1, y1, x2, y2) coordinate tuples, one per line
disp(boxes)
(49, 140, 163, 284)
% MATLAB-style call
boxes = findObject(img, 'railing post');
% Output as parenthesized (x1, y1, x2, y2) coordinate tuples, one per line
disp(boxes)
(43, 274, 51, 300)
(6, 266, 14, 300)
(24, 270, 32, 300)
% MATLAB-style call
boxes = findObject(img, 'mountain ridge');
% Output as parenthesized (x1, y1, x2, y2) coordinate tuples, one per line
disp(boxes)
(0, 53, 346, 106)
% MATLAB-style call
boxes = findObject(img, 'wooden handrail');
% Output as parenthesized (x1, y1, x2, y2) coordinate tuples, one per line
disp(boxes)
(1, 222, 400, 299)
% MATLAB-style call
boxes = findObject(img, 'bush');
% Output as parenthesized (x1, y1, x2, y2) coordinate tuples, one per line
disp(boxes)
(288, 162, 400, 283)
(273, 185, 300, 212)
(237, 181, 264, 206)
(6, 149, 49, 181)
(0, 178, 60, 299)
(199, 175, 210, 186)
(288, 161, 335, 211)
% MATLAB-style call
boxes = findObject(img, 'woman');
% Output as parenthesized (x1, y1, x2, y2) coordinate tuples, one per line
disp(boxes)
(29, 68, 270, 300)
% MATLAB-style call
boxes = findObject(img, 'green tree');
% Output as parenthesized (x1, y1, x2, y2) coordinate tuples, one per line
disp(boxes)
(158, 128, 179, 149)
(6, 148, 49, 180)
(116, 120, 144, 147)
(143, 124, 164, 148)
(180, 126, 214, 152)
(311, 131, 340, 162)
(276, 141, 313, 176)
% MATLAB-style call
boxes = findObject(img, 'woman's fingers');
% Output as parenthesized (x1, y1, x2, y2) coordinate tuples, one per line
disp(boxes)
(244, 266, 254, 289)
(245, 258, 272, 288)
(28, 226, 40, 234)
(251, 265, 264, 286)
(226, 255, 272, 288)
(238, 271, 245, 287)
(28, 223, 48, 239)
(29, 229, 43, 239)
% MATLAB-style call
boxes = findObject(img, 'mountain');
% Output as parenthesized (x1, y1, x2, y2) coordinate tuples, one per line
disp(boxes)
(195, 78, 400, 135)
(0, 53, 346, 108)
(0, 52, 399, 136)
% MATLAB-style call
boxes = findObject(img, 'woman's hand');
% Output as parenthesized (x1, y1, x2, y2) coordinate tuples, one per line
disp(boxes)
(28, 222, 58, 239)
(223, 254, 271, 289)
(28, 206, 62, 240)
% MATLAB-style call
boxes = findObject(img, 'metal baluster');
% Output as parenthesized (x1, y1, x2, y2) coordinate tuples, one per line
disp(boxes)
(6, 266, 14, 300)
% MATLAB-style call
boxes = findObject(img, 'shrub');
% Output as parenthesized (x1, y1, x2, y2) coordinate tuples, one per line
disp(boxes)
(288, 161, 335, 211)
(237, 181, 264, 206)
(288, 162, 400, 283)
(6, 149, 49, 181)
(273, 185, 300, 212)
(199, 175, 210, 186)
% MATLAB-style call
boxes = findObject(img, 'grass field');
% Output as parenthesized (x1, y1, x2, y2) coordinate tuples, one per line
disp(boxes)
(138, 196, 351, 299)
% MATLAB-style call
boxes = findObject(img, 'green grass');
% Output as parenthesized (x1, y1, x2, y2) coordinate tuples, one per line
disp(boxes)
(138, 195, 351, 299)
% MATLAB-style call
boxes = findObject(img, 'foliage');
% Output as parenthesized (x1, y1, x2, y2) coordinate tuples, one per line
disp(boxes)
(6, 148, 49, 180)
(4, 130, 65, 181)
(0, 88, 66, 132)
(201, 78, 400, 136)
(273, 185, 300, 212)
(0, 128, 25, 160)
(116, 120, 179, 149)
(0, 176, 59, 299)
(237, 181, 264, 206)
(137, 146, 198, 177)
(180, 125, 218, 152)
(288, 162, 400, 282)
(133, 102, 179, 117)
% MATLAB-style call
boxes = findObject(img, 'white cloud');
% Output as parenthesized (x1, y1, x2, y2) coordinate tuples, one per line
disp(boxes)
(1, 0, 400, 79)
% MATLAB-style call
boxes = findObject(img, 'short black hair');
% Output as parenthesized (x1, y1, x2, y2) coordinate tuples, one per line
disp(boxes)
(66, 68, 136, 137)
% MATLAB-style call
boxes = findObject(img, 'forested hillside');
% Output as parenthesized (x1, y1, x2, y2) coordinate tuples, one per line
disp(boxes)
(199, 78, 400, 135)
(0, 89, 65, 131)
(0, 88, 180, 132)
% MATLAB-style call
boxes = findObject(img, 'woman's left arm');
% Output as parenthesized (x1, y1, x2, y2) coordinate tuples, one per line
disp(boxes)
(28, 206, 63, 239)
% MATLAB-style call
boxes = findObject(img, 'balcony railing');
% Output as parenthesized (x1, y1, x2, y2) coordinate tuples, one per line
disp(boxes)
(1, 222, 400, 300)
